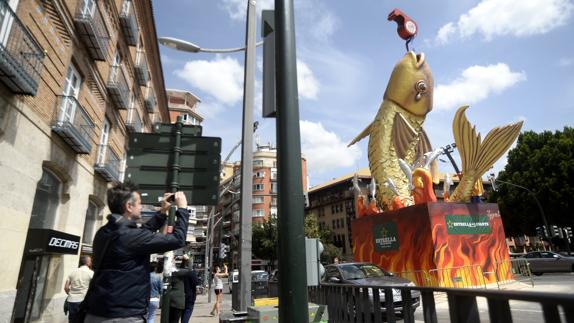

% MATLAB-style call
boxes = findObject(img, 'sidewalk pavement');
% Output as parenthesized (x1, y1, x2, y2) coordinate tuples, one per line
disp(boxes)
(188, 290, 232, 322)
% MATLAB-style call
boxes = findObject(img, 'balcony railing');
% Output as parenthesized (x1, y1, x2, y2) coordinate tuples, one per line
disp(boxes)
(144, 88, 156, 113)
(107, 65, 129, 109)
(0, 1, 44, 95)
(51, 96, 95, 154)
(119, 0, 138, 46)
(94, 144, 121, 182)
(134, 50, 148, 86)
(126, 108, 143, 132)
(74, 0, 109, 61)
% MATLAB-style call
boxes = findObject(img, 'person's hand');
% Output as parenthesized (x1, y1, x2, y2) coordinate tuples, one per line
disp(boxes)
(174, 191, 187, 209)
(160, 193, 172, 214)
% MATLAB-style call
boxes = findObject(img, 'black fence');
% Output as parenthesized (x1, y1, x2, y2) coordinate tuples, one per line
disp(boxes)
(309, 283, 574, 323)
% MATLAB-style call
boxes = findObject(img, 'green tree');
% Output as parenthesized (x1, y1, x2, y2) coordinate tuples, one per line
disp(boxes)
(252, 217, 278, 265)
(488, 127, 574, 236)
(251, 213, 343, 264)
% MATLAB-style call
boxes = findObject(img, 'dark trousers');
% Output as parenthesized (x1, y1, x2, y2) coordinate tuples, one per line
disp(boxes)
(181, 304, 195, 323)
(168, 307, 183, 323)
(68, 301, 81, 323)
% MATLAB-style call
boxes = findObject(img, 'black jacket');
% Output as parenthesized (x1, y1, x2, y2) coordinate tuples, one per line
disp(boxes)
(86, 209, 189, 318)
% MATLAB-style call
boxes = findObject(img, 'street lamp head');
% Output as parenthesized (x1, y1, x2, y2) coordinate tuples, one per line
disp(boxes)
(159, 37, 201, 53)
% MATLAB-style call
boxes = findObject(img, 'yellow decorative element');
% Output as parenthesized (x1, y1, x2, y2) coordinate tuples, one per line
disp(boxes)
(253, 297, 279, 307)
(448, 106, 523, 202)
(348, 51, 436, 210)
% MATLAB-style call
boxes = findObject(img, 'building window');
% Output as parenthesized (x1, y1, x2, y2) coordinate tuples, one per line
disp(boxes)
(253, 160, 263, 166)
(253, 184, 264, 191)
(253, 196, 264, 204)
(82, 201, 99, 245)
(271, 171, 277, 180)
(255, 171, 265, 178)
(253, 209, 264, 217)
(29, 169, 62, 229)
(271, 183, 278, 194)
(332, 219, 336, 229)
(270, 207, 277, 218)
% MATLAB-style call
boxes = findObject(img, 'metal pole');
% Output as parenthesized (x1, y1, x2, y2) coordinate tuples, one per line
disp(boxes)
(237, 0, 256, 312)
(160, 115, 183, 323)
(494, 178, 553, 250)
(205, 207, 215, 303)
(275, 1, 309, 322)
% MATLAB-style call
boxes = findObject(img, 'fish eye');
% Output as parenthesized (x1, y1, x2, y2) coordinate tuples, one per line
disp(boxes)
(415, 80, 427, 93)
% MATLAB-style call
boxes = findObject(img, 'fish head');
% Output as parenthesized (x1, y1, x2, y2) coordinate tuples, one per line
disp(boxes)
(384, 51, 433, 117)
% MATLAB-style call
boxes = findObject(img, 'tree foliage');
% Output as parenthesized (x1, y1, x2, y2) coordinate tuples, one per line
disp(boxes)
(488, 127, 574, 236)
(251, 213, 343, 264)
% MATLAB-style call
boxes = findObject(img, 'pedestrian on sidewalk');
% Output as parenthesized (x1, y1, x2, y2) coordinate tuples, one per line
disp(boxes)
(181, 258, 200, 323)
(83, 182, 189, 323)
(210, 264, 228, 317)
(166, 260, 186, 323)
(147, 262, 162, 323)
(64, 256, 93, 323)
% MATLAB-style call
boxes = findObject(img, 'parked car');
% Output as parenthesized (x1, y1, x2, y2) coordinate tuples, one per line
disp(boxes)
(323, 262, 420, 316)
(523, 251, 574, 275)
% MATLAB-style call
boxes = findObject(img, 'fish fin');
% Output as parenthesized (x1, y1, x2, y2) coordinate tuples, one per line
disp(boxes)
(348, 122, 373, 147)
(392, 112, 417, 159)
(450, 106, 523, 201)
(415, 129, 440, 183)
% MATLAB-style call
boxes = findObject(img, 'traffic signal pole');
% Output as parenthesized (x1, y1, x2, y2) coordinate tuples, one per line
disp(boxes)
(275, 0, 309, 322)
(160, 115, 183, 323)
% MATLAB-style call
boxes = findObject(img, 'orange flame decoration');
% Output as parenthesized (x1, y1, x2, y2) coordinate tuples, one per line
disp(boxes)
(353, 202, 511, 286)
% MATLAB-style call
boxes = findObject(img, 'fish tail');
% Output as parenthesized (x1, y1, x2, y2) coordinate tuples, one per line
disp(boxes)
(449, 106, 523, 202)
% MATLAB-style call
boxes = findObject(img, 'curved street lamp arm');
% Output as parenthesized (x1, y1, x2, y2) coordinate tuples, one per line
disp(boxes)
(199, 41, 264, 53)
(493, 178, 551, 233)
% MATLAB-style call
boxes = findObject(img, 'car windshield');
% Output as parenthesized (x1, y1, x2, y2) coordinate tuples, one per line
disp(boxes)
(339, 264, 387, 280)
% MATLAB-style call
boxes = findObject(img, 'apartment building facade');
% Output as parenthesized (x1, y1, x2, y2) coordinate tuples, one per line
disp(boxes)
(0, 0, 168, 321)
(215, 144, 308, 267)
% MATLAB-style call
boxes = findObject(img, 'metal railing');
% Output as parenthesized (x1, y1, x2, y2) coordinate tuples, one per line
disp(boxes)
(0, 0, 44, 95)
(107, 65, 130, 109)
(94, 144, 121, 182)
(494, 258, 534, 288)
(51, 96, 95, 154)
(74, 0, 109, 61)
(134, 50, 148, 85)
(426, 265, 487, 289)
(119, 0, 138, 46)
(309, 283, 574, 323)
(126, 107, 143, 132)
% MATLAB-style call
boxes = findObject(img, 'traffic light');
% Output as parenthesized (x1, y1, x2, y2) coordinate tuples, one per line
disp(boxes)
(305, 238, 324, 286)
(566, 227, 573, 239)
(552, 225, 561, 238)
(219, 243, 229, 259)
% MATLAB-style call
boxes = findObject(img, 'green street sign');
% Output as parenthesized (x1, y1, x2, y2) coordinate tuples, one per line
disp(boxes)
(128, 133, 220, 152)
(153, 123, 202, 136)
(126, 133, 221, 206)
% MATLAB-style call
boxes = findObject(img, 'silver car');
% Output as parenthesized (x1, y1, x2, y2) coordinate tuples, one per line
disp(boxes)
(323, 262, 420, 316)
(523, 251, 574, 275)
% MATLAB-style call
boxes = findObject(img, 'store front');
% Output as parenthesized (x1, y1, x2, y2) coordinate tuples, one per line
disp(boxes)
(13, 229, 80, 323)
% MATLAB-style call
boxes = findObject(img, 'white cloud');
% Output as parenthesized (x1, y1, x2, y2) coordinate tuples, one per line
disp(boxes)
(559, 57, 574, 66)
(221, 0, 274, 21)
(310, 11, 338, 42)
(175, 55, 244, 106)
(297, 60, 319, 100)
(434, 0, 574, 44)
(434, 63, 526, 111)
(196, 101, 225, 120)
(300, 120, 362, 174)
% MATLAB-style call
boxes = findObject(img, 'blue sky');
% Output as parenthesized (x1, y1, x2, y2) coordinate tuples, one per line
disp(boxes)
(154, 0, 574, 187)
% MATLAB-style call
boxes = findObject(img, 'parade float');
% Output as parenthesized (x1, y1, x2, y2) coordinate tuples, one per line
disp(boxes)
(348, 9, 523, 287)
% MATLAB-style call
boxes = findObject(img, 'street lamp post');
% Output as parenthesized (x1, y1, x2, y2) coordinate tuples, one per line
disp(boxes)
(159, 0, 259, 312)
(489, 174, 553, 250)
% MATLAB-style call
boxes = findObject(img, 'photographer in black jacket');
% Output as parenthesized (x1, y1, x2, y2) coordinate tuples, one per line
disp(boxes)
(84, 181, 189, 323)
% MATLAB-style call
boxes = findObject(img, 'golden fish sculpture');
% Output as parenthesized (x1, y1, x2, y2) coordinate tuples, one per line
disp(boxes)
(348, 51, 437, 210)
(447, 106, 523, 202)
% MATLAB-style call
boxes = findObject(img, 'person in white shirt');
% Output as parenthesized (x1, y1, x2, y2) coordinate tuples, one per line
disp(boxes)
(210, 264, 228, 316)
(64, 256, 94, 323)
